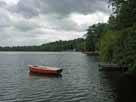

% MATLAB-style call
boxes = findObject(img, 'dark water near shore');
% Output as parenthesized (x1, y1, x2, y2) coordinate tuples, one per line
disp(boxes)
(0, 52, 117, 102)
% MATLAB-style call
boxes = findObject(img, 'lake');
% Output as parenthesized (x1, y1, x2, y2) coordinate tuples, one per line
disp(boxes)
(0, 52, 116, 102)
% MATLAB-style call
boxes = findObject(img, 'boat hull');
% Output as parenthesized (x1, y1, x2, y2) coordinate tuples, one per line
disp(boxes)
(29, 71, 62, 78)
(29, 65, 62, 75)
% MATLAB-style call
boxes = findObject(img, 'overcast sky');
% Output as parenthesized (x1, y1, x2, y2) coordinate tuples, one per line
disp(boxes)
(0, 0, 111, 46)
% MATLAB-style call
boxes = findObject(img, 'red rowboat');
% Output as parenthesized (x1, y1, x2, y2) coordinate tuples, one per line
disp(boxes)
(28, 65, 63, 75)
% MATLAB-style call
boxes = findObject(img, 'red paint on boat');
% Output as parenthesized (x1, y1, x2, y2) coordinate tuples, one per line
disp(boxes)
(28, 65, 62, 75)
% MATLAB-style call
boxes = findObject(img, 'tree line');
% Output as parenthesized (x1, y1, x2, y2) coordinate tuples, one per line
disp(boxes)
(0, 0, 135, 72)
(85, 0, 136, 72)
(0, 38, 85, 51)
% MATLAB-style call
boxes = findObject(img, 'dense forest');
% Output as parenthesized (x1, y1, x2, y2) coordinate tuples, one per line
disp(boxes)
(0, 0, 135, 71)
(85, 0, 136, 72)
(0, 38, 85, 51)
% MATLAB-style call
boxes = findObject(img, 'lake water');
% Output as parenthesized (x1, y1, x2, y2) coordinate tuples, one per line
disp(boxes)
(0, 52, 116, 102)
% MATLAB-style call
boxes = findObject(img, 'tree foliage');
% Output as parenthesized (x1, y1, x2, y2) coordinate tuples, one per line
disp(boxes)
(109, 0, 136, 30)
(0, 38, 86, 51)
(98, 0, 136, 72)
(85, 23, 108, 51)
(85, 0, 136, 72)
(0, 0, 136, 72)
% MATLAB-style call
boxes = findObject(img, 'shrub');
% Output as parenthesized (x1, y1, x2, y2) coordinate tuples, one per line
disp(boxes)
(98, 27, 136, 72)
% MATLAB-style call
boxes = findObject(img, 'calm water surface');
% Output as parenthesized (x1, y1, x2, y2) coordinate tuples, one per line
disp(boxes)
(0, 52, 116, 102)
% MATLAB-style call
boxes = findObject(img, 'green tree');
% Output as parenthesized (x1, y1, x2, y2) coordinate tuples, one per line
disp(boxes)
(85, 23, 108, 51)
(98, 0, 136, 72)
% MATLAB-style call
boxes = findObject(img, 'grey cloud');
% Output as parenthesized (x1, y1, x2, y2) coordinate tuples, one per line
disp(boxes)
(6, 0, 110, 32)
(44, 14, 81, 32)
(0, 15, 10, 28)
(11, 0, 40, 18)
(12, 0, 110, 18)
(40, 0, 109, 15)
(13, 20, 40, 32)
(0, 1, 7, 7)
(0, 9, 11, 28)
(0, 0, 110, 46)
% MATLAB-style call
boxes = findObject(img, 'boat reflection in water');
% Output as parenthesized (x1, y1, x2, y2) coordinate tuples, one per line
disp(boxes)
(29, 72, 62, 79)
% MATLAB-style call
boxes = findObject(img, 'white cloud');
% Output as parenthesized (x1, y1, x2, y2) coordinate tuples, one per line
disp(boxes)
(0, 0, 19, 5)
(0, 0, 111, 46)
(70, 12, 109, 26)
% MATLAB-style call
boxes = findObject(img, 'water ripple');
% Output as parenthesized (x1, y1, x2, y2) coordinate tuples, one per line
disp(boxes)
(0, 52, 116, 102)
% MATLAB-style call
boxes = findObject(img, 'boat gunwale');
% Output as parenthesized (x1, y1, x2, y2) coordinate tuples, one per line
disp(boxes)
(28, 65, 62, 71)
